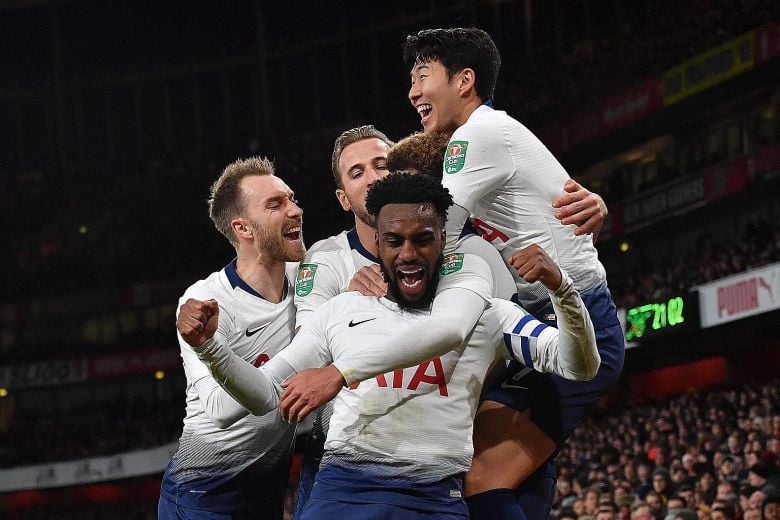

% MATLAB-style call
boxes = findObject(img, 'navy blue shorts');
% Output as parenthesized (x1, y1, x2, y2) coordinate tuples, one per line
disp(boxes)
(483, 283, 625, 446)
(298, 463, 468, 519)
(158, 495, 275, 520)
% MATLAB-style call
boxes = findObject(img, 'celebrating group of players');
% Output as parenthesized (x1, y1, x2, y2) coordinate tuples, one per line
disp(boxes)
(157, 28, 626, 520)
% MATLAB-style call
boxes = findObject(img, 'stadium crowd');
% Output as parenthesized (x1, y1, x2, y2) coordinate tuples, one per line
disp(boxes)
(4, 377, 778, 519)
(550, 378, 780, 520)
(610, 219, 780, 309)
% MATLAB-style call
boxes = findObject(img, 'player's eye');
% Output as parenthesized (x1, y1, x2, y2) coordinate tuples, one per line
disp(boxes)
(350, 169, 363, 179)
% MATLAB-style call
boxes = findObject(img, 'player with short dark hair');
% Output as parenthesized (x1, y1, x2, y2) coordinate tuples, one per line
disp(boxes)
(404, 26, 625, 519)
(159, 157, 305, 520)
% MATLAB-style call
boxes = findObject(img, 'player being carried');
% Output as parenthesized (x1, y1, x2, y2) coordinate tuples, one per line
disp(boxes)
(404, 27, 626, 519)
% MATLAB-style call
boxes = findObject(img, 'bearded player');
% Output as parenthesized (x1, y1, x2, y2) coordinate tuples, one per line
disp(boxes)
(159, 157, 305, 520)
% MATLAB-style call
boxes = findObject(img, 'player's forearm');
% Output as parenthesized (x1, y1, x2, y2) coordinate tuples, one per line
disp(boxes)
(546, 272, 599, 380)
(191, 377, 252, 428)
(195, 338, 290, 416)
(334, 288, 486, 385)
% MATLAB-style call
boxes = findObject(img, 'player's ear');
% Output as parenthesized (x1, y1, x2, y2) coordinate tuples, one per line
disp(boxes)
(335, 189, 352, 212)
(458, 68, 476, 98)
(231, 217, 253, 241)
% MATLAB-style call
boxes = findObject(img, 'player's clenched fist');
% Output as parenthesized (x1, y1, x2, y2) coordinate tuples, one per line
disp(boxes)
(177, 298, 219, 349)
(507, 244, 563, 291)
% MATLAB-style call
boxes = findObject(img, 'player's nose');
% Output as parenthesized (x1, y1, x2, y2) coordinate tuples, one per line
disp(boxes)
(408, 81, 421, 103)
(398, 241, 418, 261)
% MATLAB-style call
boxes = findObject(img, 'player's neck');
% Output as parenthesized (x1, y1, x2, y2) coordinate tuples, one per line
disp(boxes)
(354, 218, 378, 257)
(456, 98, 483, 128)
(235, 250, 287, 303)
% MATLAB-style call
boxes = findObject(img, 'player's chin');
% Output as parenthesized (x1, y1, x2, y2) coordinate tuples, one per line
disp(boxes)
(283, 240, 306, 262)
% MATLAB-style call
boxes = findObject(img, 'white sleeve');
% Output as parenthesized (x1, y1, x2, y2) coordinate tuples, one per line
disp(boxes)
(193, 307, 336, 416)
(333, 254, 493, 385)
(294, 259, 344, 329)
(181, 343, 251, 428)
(491, 271, 599, 381)
(442, 125, 515, 251)
(178, 297, 255, 429)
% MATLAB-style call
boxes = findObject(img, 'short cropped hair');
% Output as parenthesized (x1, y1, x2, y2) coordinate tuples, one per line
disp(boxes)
(403, 27, 501, 102)
(387, 131, 451, 180)
(331, 125, 393, 189)
(208, 156, 274, 247)
(365, 172, 453, 227)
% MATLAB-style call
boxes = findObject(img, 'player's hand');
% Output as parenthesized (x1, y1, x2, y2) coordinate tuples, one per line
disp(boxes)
(279, 365, 345, 422)
(507, 244, 562, 291)
(348, 265, 387, 297)
(176, 298, 219, 350)
(552, 179, 607, 237)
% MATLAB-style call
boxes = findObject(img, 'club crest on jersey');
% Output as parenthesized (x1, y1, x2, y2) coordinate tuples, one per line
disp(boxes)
(295, 264, 318, 296)
(444, 140, 468, 174)
(440, 253, 464, 275)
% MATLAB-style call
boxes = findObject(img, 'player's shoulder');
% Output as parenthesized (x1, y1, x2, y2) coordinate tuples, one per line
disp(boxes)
(451, 105, 511, 140)
(179, 269, 230, 304)
(304, 231, 350, 258)
(439, 252, 490, 278)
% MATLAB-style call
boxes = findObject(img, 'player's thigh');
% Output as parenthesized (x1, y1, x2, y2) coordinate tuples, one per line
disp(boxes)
(158, 496, 259, 520)
(466, 400, 556, 495)
(299, 499, 394, 520)
(550, 322, 625, 433)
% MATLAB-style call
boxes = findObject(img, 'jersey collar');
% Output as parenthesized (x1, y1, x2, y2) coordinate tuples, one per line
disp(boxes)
(224, 258, 288, 300)
(347, 227, 379, 264)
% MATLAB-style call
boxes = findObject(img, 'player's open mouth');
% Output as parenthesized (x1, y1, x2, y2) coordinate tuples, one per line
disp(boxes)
(416, 103, 432, 125)
(396, 266, 426, 296)
(283, 226, 301, 241)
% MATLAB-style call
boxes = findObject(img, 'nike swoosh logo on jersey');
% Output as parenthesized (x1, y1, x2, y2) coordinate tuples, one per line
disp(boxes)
(500, 380, 529, 390)
(348, 318, 377, 327)
(245, 324, 269, 337)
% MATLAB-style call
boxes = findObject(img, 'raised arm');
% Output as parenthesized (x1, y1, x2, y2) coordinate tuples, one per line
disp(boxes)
(501, 245, 599, 380)
(178, 298, 333, 418)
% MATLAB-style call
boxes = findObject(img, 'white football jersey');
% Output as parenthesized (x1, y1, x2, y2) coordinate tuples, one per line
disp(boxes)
(161, 259, 296, 508)
(443, 104, 607, 308)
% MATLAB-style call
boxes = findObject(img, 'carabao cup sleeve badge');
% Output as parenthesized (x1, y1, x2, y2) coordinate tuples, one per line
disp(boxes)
(295, 264, 318, 296)
(444, 141, 468, 174)
(439, 253, 465, 275)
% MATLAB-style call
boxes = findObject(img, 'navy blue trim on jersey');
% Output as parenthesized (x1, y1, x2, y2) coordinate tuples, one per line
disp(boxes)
(502, 333, 520, 363)
(512, 315, 533, 334)
(530, 323, 547, 338)
(225, 258, 289, 300)
(347, 228, 379, 263)
(520, 336, 534, 369)
(459, 219, 480, 240)
(483, 99, 494, 108)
